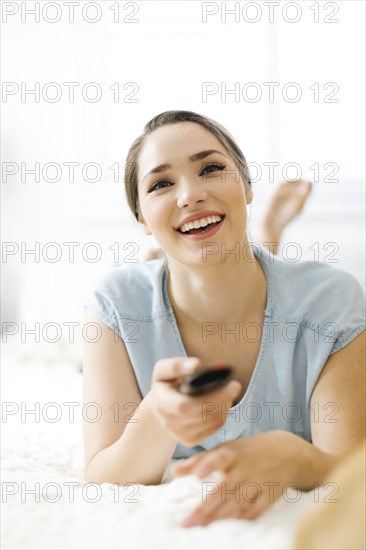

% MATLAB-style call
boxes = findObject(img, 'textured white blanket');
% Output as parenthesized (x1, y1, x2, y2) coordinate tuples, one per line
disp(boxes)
(1, 362, 321, 549)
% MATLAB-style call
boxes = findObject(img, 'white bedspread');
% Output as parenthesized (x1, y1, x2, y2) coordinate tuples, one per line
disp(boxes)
(1, 361, 322, 549)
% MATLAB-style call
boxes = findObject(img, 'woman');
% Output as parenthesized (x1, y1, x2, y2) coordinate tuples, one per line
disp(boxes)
(83, 110, 365, 526)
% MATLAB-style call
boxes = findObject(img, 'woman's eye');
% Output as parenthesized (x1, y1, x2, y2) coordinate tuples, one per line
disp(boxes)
(147, 164, 225, 192)
(200, 163, 226, 176)
(147, 180, 172, 193)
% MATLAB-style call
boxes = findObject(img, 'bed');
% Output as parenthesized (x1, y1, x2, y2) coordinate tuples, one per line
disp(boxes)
(2, 359, 324, 549)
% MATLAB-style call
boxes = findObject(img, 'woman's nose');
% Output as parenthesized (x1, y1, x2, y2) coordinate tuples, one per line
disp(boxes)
(176, 179, 208, 208)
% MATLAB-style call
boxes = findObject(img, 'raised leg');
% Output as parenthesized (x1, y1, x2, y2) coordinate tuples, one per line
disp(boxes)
(255, 179, 313, 255)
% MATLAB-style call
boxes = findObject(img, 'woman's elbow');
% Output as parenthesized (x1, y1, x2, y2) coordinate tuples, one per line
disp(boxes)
(83, 460, 162, 486)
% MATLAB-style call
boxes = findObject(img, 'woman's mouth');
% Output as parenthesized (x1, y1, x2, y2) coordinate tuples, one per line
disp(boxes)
(176, 215, 225, 239)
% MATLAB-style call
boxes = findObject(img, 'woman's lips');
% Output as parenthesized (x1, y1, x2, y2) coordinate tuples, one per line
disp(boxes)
(176, 217, 225, 240)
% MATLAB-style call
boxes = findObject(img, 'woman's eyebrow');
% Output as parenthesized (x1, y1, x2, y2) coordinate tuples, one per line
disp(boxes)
(189, 149, 226, 162)
(141, 149, 226, 183)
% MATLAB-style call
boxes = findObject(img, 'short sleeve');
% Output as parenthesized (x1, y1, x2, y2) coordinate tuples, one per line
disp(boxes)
(84, 269, 123, 338)
(329, 273, 366, 354)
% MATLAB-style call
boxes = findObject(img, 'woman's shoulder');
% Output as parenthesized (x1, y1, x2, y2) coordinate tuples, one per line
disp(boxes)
(268, 249, 363, 294)
(258, 245, 365, 337)
(92, 257, 166, 292)
(85, 257, 168, 321)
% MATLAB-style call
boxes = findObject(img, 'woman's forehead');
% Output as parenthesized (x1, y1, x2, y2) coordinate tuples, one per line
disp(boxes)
(138, 122, 227, 171)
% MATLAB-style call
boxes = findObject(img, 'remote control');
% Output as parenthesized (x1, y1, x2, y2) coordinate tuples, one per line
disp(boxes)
(179, 365, 233, 396)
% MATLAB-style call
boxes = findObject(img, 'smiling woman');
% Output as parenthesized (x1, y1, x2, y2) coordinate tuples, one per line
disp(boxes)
(82, 110, 365, 526)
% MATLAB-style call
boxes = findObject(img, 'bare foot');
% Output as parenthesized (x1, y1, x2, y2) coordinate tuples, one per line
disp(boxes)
(257, 179, 313, 252)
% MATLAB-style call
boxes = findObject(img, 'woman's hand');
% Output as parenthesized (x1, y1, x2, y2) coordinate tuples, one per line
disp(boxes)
(173, 430, 311, 526)
(150, 356, 242, 447)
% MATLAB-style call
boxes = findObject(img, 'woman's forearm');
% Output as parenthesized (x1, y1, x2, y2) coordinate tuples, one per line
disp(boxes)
(84, 391, 178, 486)
(294, 438, 345, 491)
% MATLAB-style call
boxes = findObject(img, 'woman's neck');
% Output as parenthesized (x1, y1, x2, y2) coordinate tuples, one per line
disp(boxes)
(166, 246, 267, 328)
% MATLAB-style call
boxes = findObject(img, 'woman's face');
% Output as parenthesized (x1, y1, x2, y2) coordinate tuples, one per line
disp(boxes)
(136, 122, 253, 265)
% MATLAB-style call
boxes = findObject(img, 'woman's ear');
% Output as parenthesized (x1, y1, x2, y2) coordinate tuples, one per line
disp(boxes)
(137, 212, 152, 235)
(245, 186, 253, 204)
(140, 222, 152, 236)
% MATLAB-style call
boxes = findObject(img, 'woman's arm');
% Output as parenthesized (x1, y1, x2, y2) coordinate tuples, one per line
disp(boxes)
(82, 308, 177, 485)
(83, 309, 242, 486)
(301, 328, 366, 484)
(173, 329, 365, 525)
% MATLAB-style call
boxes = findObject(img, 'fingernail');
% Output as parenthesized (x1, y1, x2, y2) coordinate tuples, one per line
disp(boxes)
(181, 358, 198, 372)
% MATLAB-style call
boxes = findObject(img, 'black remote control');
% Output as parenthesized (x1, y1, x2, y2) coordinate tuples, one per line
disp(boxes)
(179, 365, 233, 396)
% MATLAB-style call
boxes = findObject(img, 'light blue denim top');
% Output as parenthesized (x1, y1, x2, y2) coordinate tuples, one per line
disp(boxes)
(86, 244, 365, 458)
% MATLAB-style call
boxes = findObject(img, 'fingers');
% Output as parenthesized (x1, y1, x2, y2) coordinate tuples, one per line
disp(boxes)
(152, 359, 243, 447)
(192, 447, 236, 479)
(181, 483, 269, 527)
(198, 380, 242, 415)
(179, 470, 268, 527)
(181, 492, 224, 527)
(182, 498, 250, 527)
(180, 475, 248, 527)
(173, 451, 206, 476)
(205, 379, 242, 398)
(157, 378, 242, 447)
(174, 446, 236, 478)
(225, 380, 243, 403)
(152, 356, 201, 383)
(161, 409, 225, 447)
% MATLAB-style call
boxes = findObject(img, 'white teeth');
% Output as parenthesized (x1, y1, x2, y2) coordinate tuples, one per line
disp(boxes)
(179, 215, 223, 233)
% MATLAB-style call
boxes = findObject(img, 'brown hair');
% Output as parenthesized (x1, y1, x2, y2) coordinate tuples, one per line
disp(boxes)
(124, 110, 251, 221)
